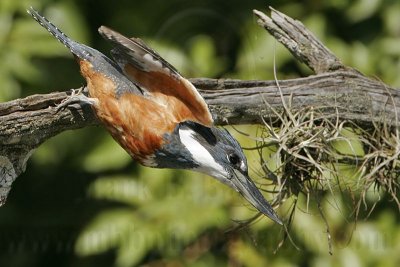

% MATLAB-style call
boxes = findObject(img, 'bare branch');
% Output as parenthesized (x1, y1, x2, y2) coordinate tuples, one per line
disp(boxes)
(1, 8, 399, 206)
(253, 8, 345, 73)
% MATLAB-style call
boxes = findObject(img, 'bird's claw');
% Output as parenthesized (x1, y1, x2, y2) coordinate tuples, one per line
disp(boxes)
(56, 87, 96, 112)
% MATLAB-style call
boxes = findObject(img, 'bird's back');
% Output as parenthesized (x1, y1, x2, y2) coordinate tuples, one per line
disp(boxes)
(27, 8, 196, 165)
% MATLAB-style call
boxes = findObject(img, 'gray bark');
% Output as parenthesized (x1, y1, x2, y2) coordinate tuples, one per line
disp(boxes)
(0, 8, 399, 205)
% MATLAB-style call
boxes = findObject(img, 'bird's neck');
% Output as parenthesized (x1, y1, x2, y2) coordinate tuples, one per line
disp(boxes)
(151, 129, 199, 170)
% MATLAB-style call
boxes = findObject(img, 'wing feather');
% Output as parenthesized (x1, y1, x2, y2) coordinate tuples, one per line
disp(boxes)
(98, 26, 213, 126)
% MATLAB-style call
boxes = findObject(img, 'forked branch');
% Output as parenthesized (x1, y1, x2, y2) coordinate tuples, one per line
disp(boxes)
(0, 8, 399, 208)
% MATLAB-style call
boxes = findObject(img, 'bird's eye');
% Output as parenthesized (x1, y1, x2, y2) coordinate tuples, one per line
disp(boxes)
(228, 153, 240, 166)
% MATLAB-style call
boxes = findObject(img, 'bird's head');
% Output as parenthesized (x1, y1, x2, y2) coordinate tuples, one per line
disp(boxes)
(175, 121, 282, 225)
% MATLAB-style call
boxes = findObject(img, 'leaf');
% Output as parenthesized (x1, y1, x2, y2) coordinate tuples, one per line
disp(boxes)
(115, 226, 156, 267)
(230, 239, 268, 267)
(346, 0, 382, 22)
(87, 176, 152, 205)
(75, 208, 136, 256)
(330, 128, 365, 157)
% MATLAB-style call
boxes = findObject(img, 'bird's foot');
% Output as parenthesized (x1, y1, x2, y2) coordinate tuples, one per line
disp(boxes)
(56, 87, 97, 112)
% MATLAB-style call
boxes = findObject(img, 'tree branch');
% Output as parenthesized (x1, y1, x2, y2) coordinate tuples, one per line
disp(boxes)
(1, 7, 399, 206)
(253, 8, 346, 73)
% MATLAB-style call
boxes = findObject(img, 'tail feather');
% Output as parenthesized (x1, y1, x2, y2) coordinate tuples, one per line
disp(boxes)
(27, 7, 92, 60)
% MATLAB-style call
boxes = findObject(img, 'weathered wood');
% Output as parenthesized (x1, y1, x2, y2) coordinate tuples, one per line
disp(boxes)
(197, 72, 400, 126)
(253, 8, 346, 73)
(1, 72, 398, 147)
(1, 7, 399, 206)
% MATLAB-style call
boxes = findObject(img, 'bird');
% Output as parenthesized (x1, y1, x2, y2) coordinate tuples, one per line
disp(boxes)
(28, 7, 282, 225)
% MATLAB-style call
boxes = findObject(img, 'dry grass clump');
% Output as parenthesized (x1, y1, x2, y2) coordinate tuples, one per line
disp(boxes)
(247, 94, 400, 251)
(259, 102, 399, 213)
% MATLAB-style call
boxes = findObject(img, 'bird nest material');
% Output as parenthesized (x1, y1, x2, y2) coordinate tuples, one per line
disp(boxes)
(245, 86, 400, 251)
(264, 104, 399, 209)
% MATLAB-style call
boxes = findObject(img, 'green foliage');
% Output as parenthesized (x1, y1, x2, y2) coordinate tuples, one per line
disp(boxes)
(1, 1, 400, 267)
(76, 168, 231, 266)
(0, 1, 89, 101)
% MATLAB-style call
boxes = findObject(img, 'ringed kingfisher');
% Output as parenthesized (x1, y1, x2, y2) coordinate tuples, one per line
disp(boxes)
(28, 7, 282, 225)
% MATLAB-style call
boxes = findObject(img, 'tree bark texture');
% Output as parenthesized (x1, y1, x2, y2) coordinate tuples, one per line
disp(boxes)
(0, 8, 399, 206)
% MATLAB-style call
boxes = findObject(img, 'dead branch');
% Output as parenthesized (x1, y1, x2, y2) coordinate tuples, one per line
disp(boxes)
(1, 7, 399, 206)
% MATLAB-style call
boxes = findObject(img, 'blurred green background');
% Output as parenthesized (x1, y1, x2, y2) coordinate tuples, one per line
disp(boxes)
(1, 0, 400, 266)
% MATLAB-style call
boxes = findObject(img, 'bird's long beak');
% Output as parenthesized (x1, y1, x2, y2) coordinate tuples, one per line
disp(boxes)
(231, 169, 283, 225)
